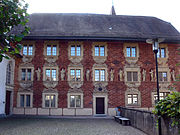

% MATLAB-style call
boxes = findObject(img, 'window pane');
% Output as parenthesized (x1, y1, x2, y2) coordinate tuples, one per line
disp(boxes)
(75, 95, 81, 107)
(27, 69, 32, 81)
(158, 72, 163, 82)
(45, 95, 50, 107)
(127, 72, 132, 81)
(161, 48, 165, 58)
(133, 72, 138, 81)
(20, 95, 24, 107)
(95, 46, 99, 56)
(127, 95, 132, 104)
(6, 63, 11, 84)
(51, 95, 55, 107)
(95, 70, 100, 81)
(23, 46, 27, 55)
(131, 47, 136, 57)
(162, 72, 167, 81)
(100, 46, 105, 56)
(100, 70, 105, 81)
(70, 69, 75, 81)
(133, 95, 138, 104)
(46, 69, 51, 81)
(52, 69, 57, 81)
(76, 46, 81, 56)
(47, 46, 51, 56)
(28, 46, 33, 55)
(76, 69, 81, 81)
(26, 95, 30, 107)
(70, 96, 75, 107)
(21, 69, 26, 81)
(71, 46, 76, 56)
(52, 46, 57, 56)
(126, 47, 131, 57)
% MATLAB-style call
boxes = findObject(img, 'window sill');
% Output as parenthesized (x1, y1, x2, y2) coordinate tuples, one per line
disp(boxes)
(68, 107, 82, 109)
(126, 104, 140, 108)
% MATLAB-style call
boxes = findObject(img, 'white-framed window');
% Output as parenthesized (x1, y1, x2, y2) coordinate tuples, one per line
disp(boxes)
(95, 69, 105, 81)
(46, 45, 57, 56)
(18, 93, 33, 108)
(42, 93, 58, 108)
(125, 88, 141, 107)
(6, 62, 12, 84)
(45, 69, 57, 81)
(157, 48, 166, 58)
(127, 94, 138, 105)
(45, 94, 56, 108)
(126, 47, 136, 57)
(70, 95, 81, 108)
(71, 45, 81, 56)
(95, 45, 105, 56)
(127, 71, 138, 82)
(154, 92, 169, 101)
(21, 68, 33, 81)
(22, 45, 33, 56)
(70, 69, 81, 81)
(68, 93, 83, 108)
(158, 72, 167, 82)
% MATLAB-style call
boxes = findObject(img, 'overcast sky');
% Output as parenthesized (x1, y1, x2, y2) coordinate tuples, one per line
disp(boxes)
(26, 0, 180, 32)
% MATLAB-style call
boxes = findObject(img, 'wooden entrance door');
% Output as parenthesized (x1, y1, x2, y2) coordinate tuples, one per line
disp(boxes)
(5, 91, 11, 115)
(96, 97, 105, 114)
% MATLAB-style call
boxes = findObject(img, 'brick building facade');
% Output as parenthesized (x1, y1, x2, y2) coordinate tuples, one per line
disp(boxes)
(13, 13, 180, 116)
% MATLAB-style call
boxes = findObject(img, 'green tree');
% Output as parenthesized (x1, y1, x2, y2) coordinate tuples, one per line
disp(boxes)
(153, 92, 180, 127)
(0, 0, 29, 62)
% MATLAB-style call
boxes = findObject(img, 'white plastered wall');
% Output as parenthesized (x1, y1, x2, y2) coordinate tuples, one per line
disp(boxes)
(0, 58, 14, 116)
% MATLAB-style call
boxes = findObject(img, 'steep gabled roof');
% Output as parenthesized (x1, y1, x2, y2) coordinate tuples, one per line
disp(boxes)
(14, 13, 180, 42)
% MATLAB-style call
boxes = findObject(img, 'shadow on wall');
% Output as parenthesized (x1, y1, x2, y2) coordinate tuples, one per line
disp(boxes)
(118, 107, 179, 135)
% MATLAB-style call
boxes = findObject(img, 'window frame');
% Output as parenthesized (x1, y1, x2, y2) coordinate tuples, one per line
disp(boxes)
(94, 45, 105, 56)
(46, 45, 57, 56)
(17, 92, 33, 108)
(127, 71, 138, 82)
(44, 41, 59, 57)
(126, 47, 137, 57)
(22, 45, 34, 56)
(158, 72, 168, 82)
(6, 62, 12, 84)
(123, 43, 139, 64)
(42, 92, 58, 108)
(19, 67, 34, 81)
(70, 45, 81, 56)
(127, 94, 138, 105)
(67, 93, 83, 108)
(94, 69, 105, 81)
(125, 88, 141, 107)
(70, 69, 81, 81)
(43, 67, 59, 81)
(68, 67, 83, 82)
(152, 91, 170, 105)
(70, 95, 81, 108)
(157, 47, 166, 58)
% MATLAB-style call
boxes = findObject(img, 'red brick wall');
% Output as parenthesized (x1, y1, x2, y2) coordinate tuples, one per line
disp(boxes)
(13, 40, 180, 108)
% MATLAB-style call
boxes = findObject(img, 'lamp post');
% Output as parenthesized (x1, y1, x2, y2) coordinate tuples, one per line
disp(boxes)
(152, 40, 161, 135)
(146, 38, 164, 135)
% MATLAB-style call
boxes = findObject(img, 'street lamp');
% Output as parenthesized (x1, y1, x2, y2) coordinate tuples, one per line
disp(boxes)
(146, 38, 164, 135)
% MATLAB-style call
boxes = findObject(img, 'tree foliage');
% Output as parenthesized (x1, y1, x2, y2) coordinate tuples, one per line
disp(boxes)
(153, 92, 180, 127)
(0, 0, 29, 62)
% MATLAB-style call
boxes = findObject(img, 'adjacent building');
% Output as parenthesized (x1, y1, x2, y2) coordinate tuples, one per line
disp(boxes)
(12, 13, 180, 116)
(0, 56, 15, 116)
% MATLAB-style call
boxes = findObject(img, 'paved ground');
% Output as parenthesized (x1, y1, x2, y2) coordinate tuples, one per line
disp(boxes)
(0, 117, 147, 135)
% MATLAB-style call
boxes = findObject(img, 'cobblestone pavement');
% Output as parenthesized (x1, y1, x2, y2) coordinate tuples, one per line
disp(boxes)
(0, 117, 147, 135)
